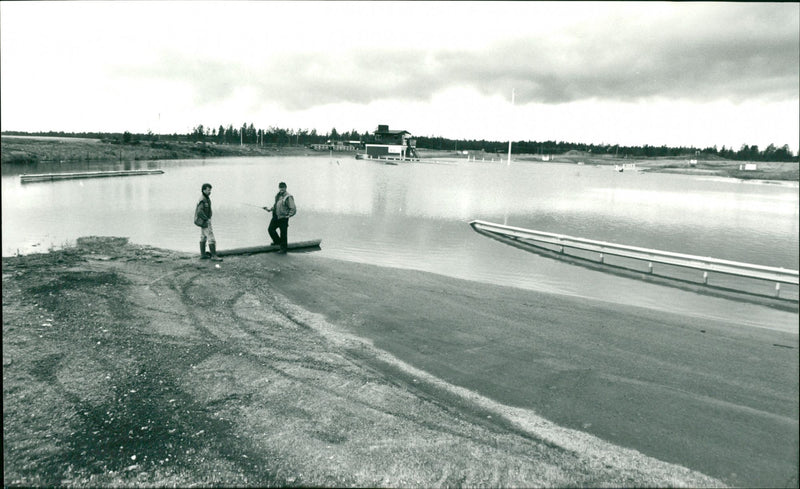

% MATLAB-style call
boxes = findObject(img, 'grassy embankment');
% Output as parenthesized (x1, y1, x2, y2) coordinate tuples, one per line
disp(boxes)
(517, 150, 800, 181)
(0, 136, 320, 165)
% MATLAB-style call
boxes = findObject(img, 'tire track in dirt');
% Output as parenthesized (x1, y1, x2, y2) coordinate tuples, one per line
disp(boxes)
(178, 257, 726, 487)
(263, 287, 727, 487)
(4, 244, 730, 487)
(127, 264, 292, 485)
(6, 254, 288, 486)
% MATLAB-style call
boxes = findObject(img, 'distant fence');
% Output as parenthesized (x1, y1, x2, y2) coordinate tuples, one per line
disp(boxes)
(470, 220, 798, 301)
(310, 144, 356, 151)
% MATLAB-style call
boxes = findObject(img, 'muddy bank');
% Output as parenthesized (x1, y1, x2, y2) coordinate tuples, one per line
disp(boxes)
(3, 238, 795, 487)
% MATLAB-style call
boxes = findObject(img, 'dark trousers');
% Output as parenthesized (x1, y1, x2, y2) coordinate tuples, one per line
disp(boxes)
(268, 216, 289, 250)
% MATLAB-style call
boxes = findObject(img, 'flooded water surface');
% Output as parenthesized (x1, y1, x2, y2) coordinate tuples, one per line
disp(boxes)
(3, 156, 798, 330)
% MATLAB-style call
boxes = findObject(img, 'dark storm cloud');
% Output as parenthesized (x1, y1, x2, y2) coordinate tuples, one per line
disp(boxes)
(462, 19, 799, 105)
(258, 18, 797, 110)
(121, 3, 798, 110)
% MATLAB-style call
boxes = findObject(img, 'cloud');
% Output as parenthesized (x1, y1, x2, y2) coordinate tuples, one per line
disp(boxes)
(476, 25, 798, 104)
(7, 0, 794, 149)
(412, 3, 800, 105)
(116, 1, 797, 114)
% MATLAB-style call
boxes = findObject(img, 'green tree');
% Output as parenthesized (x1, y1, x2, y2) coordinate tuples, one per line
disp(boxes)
(191, 125, 205, 142)
(774, 144, 793, 161)
(246, 123, 256, 144)
(763, 144, 777, 161)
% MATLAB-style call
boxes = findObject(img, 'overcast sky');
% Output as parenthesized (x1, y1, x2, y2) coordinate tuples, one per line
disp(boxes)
(1, 1, 798, 152)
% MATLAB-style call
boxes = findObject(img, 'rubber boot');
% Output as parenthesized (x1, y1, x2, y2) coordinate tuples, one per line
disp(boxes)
(200, 241, 210, 259)
(209, 243, 223, 262)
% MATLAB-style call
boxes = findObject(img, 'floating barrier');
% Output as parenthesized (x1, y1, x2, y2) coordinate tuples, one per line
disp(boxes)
(20, 169, 164, 183)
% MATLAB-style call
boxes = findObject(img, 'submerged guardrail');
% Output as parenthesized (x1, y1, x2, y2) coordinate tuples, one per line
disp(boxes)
(470, 220, 798, 300)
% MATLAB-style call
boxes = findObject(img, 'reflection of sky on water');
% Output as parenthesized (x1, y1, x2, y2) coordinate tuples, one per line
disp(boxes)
(2, 157, 798, 330)
(589, 187, 796, 216)
(4, 158, 798, 262)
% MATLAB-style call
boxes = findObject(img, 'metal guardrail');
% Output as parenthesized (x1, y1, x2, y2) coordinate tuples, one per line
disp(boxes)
(470, 220, 799, 298)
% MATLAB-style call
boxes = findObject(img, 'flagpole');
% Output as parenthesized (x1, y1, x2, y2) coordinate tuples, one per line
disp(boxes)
(507, 88, 515, 166)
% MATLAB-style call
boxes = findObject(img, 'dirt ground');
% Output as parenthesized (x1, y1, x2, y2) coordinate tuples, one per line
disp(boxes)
(3, 238, 796, 487)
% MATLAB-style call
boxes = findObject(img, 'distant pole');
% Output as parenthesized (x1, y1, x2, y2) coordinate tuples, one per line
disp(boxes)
(507, 88, 515, 166)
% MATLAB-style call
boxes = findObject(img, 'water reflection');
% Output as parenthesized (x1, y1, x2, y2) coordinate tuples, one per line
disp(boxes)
(0, 158, 163, 177)
(2, 156, 798, 328)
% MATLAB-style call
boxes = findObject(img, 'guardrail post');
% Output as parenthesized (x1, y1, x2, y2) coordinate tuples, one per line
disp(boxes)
(599, 253, 604, 264)
(648, 262, 653, 274)
(703, 271, 708, 285)
(775, 283, 781, 298)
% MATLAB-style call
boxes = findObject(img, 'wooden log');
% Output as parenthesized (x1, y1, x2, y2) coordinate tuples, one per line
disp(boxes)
(216, 239, 322, 257)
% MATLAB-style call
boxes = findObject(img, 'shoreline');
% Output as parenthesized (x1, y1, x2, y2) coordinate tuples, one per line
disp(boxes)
(0, 134, 324, 165)
(3, 134, 797, 181)
(3, 238, 797, 487)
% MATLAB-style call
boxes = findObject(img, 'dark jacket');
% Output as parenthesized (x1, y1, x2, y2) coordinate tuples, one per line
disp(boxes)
(196, 196, 212, 227)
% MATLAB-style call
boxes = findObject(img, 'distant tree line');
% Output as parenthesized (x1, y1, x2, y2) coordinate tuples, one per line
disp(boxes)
(415, 136, 797, 162)
(187, 124, 366, 147)
(3, 127, 797, 161)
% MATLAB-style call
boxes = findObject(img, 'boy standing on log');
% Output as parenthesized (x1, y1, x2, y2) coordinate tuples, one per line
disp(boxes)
(263, 181, 296, 254)
(195, 183, 223, 261)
